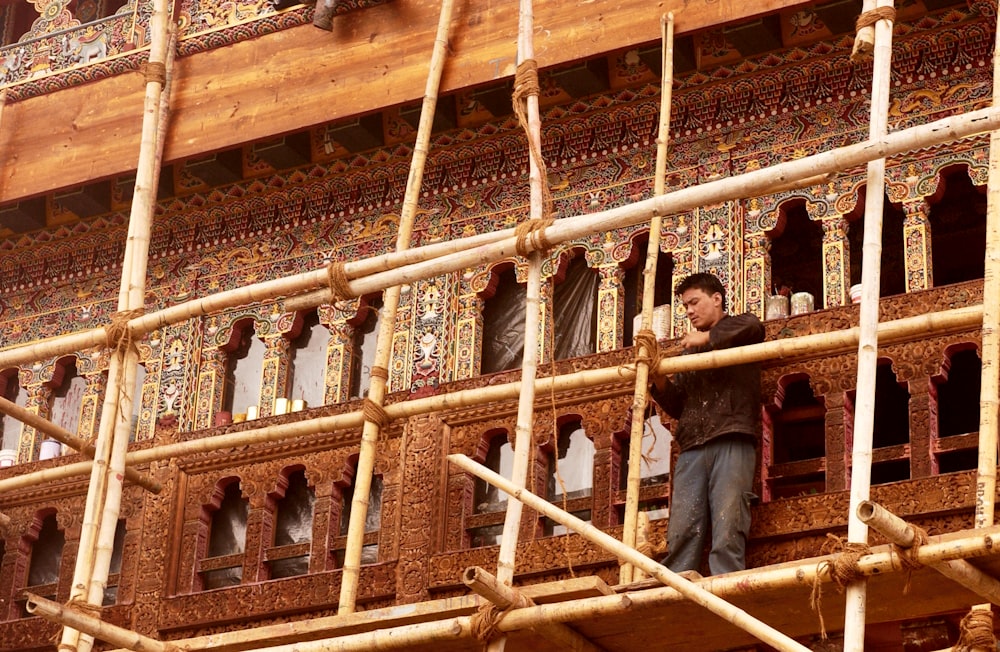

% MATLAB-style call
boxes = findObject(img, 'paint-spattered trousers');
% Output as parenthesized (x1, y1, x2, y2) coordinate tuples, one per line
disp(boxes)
(661, 436, 756, 576)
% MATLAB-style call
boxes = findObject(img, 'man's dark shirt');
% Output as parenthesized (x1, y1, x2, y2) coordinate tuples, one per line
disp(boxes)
(649, 313, 765, 451)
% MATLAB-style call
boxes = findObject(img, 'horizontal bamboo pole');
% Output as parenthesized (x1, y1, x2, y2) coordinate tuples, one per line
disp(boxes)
(0, 396, 160, 493)
(1, 106, 999, 377)
(449, 453, 811, 652)
(462, 566, 606, 652)
(25, 593, 178, 652)
(0, 303, 985, 494)
(858, 501, 1000, 604)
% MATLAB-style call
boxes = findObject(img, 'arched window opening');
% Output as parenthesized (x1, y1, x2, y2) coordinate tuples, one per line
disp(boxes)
(543, 420, 594, 536)
(47, 358, 86, 458)
(847, 194, 906, 297)
(21, 512, 65, 616)
(332, 463, 383, 568)
(622, 232, 673, 347)
(349, 296, 383, 400)
(768, 200, 823, 301)
(288, 310, 328, 409)
(222, 321, 266, 419)
(616, 413, 672, 522)
(469, 431, 514, 548)
(765, 376, 826, 500)
(934, 347, 981, 474)
(102, 519, 126, 606)
(201, 481, 249, 590)
(481, 265, 526, 374)
(553, 253, 598, 360)
(269, 468, 315, 580)
(849, 362, 911, 485)
(0, 369, 25, 460)
(930, 168, 987, 286)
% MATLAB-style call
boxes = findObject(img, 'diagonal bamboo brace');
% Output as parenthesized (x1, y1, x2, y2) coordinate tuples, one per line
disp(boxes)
(0, 396, 160, 493)
(448, 453, 811, 652)
(858, 501, 1000, 604)
(25, 593, 178, 652)
(463, 566, 607, 652)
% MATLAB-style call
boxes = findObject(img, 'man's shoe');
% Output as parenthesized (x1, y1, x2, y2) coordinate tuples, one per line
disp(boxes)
(312, 0, 334, 30)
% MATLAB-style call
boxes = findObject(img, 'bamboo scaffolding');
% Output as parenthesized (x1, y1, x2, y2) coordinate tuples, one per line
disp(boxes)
(975, 0, 1000, 532)
(26, 593, 177, 652)
(620, 12, 673, 586)
(493, 0, 547, 606)
(1, 106, 999, 381)
(100, 523, 1000, 652)
(843, 3, 896, 649)
(0, 303, 986, 495)
(858, 501, 1000, 604)
(463, 566, 605, 651)
(59, 2, 173, 651)
(337, 0, 456, 616)
(451, 452, 807, 651)
(0, 396, 159, 492)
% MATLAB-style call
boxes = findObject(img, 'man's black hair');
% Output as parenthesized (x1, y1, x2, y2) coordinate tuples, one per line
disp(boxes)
(675, 272, 727, 311)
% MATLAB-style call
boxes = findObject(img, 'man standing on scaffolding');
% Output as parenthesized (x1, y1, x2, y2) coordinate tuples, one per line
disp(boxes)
(649, 272, 765, 575)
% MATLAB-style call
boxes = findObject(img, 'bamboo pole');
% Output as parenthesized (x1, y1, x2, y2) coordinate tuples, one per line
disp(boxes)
(26, 593, 177, 652)
(59, 2, 173, 651)
(843, 3, 895, 649)
(858, 501, 1000, 603)
(492, 0, 548, 615)
(337, 0, 456, 616)
(0, 396, 159, 492)
(0, 303, 987, 495)
(0, 107, 999, 380)
(621, 12, 674, 585)
(463, 566, 606, 651)
(974, 0, 1000, 532)
(450, 453, 812, 652)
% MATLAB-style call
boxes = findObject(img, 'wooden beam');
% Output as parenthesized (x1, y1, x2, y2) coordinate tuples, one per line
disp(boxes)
(0, 0, 811, 204)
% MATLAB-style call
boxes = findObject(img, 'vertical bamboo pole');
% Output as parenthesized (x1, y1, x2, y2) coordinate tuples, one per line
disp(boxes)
(336, 0, 457, 615)
(59, 2, 172, 651)
(493, 0, 547, 597)
(974, 0, 1000, 532)
(620, 13, 674, 585)
(843, 2, 895, 650)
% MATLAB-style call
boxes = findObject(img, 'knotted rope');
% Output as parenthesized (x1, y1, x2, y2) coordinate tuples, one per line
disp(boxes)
(362, 366, 392, 429)
(326, 261, 353, 303)
(954, 608, 996, 651)
(633, 328, 667, 467)
(144, 60, 167, 86)
(890, 524, 928, 594)
(104, 308, 145, 355)
(469, 594, 532, 643)
(810, 534, 871, 640)
(514, 218, 555, 258)
(511, 59, 553, 222)
(851, 6, 896, 61)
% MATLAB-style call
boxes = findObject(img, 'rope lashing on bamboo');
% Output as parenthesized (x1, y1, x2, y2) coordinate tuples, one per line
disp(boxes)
(326, 261, 354, 302)
(104, 309, 145, 354)
(890, 523, 928, 594)
(143, 61, 167, 86)
(633, 329, 667, 467)
(810, 534, 872, 639)
(361, 366, 392, 428)
(954, 608, 996, 651)
(851, 6, 896, 61)
(469, 594, 532, 643)
(514, 218, 555, 257)
(511, 59, 553, 221)
(54, 597, 102, 649)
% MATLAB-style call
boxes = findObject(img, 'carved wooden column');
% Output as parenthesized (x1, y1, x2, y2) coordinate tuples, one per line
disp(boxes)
(194, 347, 228, 431)
(309, 476, 336, 574)
(258, 336, 292, 418)
(596, 263, 625, 353)
(821, 390, 848, 492)
(908, 376, 933, 479)
(0, 514, 22, 620)
(129, 458, 178, 637)
(319, 302, 357, 405)
(583, 397, 629, 528)
(670, 237, 694, 337)
(538, 278, 553, 364)
(240, 479, 269, 583)
(134, 340, 162, 442)
(395, 414, 441, 604)
(821, 215, 851, 308)
(743, 230, 770, 318)
(452, 278, 484, 381)
(78, 372, 107, 442)
(902, 198, 933, 292)
(18, 384, 52, 463)
(55, 508, 82, 603)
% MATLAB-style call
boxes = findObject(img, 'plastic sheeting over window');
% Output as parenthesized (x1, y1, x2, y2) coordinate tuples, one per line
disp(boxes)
(271, 469, 315, 579)
(481, 267, 527, 375)
(224, 324, 266, 415)
(553, 256, 598, 361)
(350, 298, 383, 399)
(289, 311, 328, 409)
(548, 422, 594, 500)
(27, 513, 64, 587)
(1, 373, 26, 451)
(204, 482, 248, 589)
(474, 435, 514, 513)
